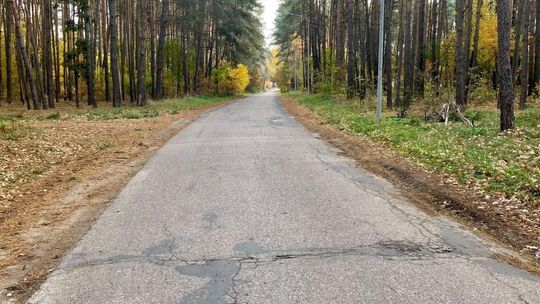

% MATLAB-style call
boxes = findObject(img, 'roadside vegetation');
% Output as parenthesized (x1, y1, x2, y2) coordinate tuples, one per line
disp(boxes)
(289, 92, 540, 206)
(273, 1, 533, 132)
(0, 96, 232, 125)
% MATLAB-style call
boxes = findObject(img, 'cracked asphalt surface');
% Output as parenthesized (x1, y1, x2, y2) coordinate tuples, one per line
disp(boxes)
(28, 93, 540, 303)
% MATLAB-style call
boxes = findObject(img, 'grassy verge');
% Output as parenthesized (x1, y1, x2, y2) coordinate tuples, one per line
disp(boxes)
(288, 92, 540, 205)
(0, 95, 233, 122)
(77, 96, 234, 120)
(0, 96, 234, 140)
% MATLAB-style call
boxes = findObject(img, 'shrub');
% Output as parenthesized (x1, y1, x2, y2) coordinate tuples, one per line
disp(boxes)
(212, 62, 251, 95)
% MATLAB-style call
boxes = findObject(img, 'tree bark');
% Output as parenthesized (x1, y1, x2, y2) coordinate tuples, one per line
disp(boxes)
(42, 0, 54, 108)
(496, 0, 515, 131)
(415, 0, 426, 96)
(346, 0, 355, 99)
(136, 0, 147, 106)
(520, 0, 530, 109)
(471, 0, 483, 69)
(455, 0, 467, 106)
(6, 0, 39, 109)
(4, 2, 13, 104)
(402, 0, 414, 115)
(384, 0, 393, 107)
(534, 0, 540, 91)
(84, 1, 97, 108)
(155, 0, 169, 100)
(109, 0, 122, 107)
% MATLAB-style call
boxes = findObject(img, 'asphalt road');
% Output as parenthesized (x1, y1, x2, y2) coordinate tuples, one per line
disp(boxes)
(29, 93, 540, 303)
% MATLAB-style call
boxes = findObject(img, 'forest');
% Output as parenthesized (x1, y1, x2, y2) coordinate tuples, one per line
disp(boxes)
(0, 0, 265, 110)
(273, 0, 540, 132)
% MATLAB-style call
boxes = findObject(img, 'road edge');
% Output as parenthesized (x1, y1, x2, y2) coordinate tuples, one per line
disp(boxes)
(279, 94, 540, 276)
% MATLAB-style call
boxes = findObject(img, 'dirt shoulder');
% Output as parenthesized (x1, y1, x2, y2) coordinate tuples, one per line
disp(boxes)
(280, 95, 540, 274)
(0, 99, 235, 303)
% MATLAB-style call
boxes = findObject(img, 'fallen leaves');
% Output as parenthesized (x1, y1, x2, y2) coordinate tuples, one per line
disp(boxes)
(0, 118, 143, 208)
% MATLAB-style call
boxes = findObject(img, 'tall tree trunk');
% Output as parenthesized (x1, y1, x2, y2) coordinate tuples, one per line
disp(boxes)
(384, 0, 393, 107)
(102, 0, 111, 102)
(128, 0, 136, 103)
(402, 0, 414, 115)
(370, 0, 380, 83)
(4, 2, 13, 104)
(395, 0, 405, 107)
(26, 5, 46, 109)
(53, 6, 61, 105)
(136, 0, 147, 106)
(534, 0, 540, 92)
(496, 0, 515, 131)
(455, 0, 467, 106)
(346, 0, 355, 99)
(109, 0, 122, 107)
(0, 7, 3, 106)
(471, 0, 483, 69)
(155, 0, 169, 100)
(528, 2, 536, 95)
(513, 0, 525, 80)
(182, 20, 189, 95)
(415, 0, 426, 96)
(463, 0, 473, 103)
(42, 0, 54, 108)
(435, 0, 447, 94)
(335, 0, 345, 66)
(6, 0, 39, 109)
(84, 2, 97, 108)
(149, 0, 156, 98)
(520, 0, 531, 109)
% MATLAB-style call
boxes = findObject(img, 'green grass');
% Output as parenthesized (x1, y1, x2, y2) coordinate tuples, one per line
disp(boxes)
(289, 92, 540, 204)
(0, 96, 234, 141)
(75, 96, 233, 121)
(0, 113, 23, 122)
(0, 123, 30, 140)
(0, 96, 234, 122)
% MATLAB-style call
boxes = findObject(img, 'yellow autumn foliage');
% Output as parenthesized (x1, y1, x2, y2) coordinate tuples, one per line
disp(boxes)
(439, 4, 498, 75)
(227, 64, 250, 94)
(212, 62, 250, 95)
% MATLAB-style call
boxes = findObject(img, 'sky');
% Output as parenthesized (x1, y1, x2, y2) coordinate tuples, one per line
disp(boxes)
(261, 0, 280, 47)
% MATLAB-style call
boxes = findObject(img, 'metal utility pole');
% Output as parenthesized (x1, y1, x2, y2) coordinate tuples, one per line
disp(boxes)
(306, 14, 311, 94)
(376, 0, 385, 121)
(294, 56, 298, 91)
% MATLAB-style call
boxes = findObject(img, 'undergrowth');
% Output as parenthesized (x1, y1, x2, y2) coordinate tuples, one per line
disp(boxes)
(288, 92, 540, 204)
